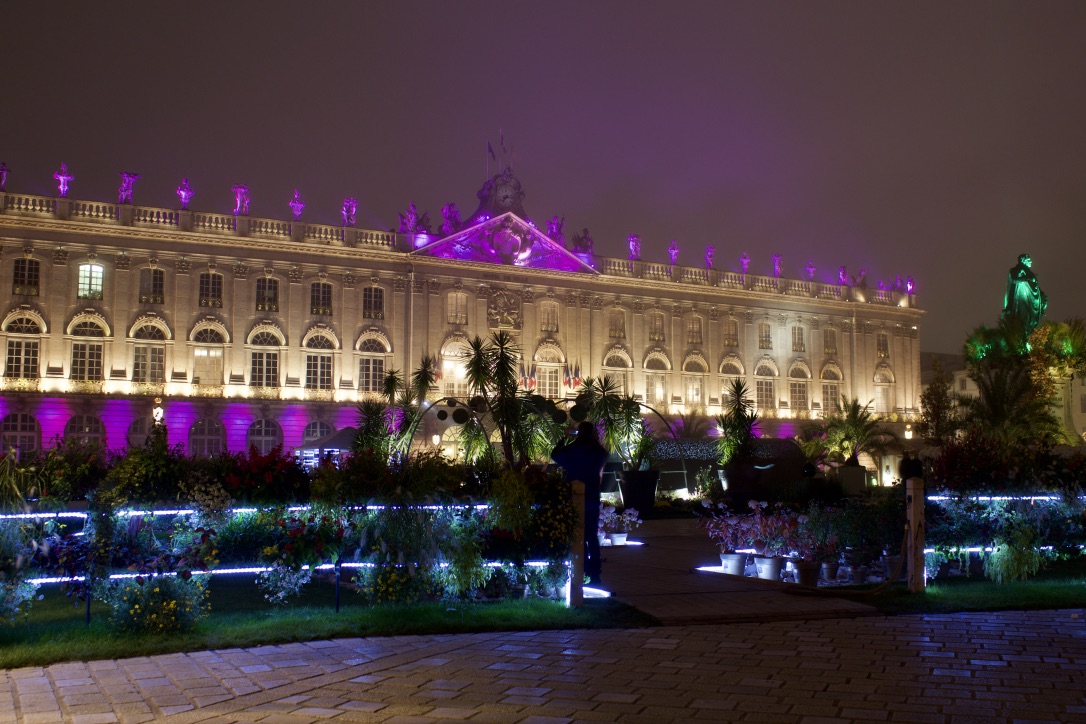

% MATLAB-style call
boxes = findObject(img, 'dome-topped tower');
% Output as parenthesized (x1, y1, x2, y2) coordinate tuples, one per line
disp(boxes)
(465, 168, 527, 225)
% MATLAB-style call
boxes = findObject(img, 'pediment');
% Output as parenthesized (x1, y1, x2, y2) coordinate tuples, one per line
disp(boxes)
(410, 214, 597, 274)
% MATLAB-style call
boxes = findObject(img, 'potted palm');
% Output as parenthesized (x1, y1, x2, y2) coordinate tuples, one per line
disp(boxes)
(812, 398, 897, 495)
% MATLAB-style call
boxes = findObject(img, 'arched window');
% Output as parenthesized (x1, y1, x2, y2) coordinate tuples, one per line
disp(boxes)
(4, 316, 41, 379)
(303, 421, 333, 445)
(127, 417, 152, 448)
(540, 300, 559, 333)
(535, 345, 563, 400)
(358, 337, 388, 394)
(682, 356, 708, 407)
(247, 419, 283, 455)
(788, 362, 811, 412)
(820, 365, 842, 414)
(310, 282, 333, 316)
(77, 263, 104, 300)
(644, 353, 670, 407)
(198, 272, 223, 308)
(442, 340, 470, 399)
(250, 331, 281, 388)
(0, 413, 40, 457)
(720, 356, 744, 401)
(132, 324, 166, 384)
(602, 350, 631, 394)
(722, 318, 739, 348)
(64, 415, 106, 446)
(193, 326, 225, 386)
(189, 418, 226, 457)
(304, 334, 335, 390)
(71, 320, 106, 381)
(874, 365, 895, 415)
(754, 361, 778, 412)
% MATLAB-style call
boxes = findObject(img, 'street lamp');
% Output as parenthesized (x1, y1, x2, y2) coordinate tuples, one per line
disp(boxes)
(904, 424, 913, 440)
(152, 397, 165, 426)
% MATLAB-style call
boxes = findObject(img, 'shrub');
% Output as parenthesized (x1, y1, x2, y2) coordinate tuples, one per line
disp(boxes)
(100, 575, 209, 634)
(0, 522, 38, 624)
(985, 512, 1045, 584)
(216, 510, 281, 566)
(354, 563, 442, 605)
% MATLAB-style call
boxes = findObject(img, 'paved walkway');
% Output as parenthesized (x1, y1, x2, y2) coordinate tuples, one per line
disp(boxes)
(3, 519, 1086, 723)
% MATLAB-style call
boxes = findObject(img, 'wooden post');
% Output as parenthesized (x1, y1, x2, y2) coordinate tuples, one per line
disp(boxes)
(906, 476, 925, 593)
(570, 480, 585, 608)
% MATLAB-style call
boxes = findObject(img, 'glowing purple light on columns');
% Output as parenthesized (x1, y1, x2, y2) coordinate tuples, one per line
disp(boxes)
(176, 178, 194, 209)
(739, 251, 750, 275)
(117, 172, 141, 204)
(668, 240, 679, 265)
(704, 245, 714, 269)
(0, 162, 9, 191)
(342, 197, 358, 226)
(289, 189, 305, 221)
(628, 235, 641, 261)
(232, 185, 250, 216)
(772, 254, 782, 278)
(53, 163, 74, 197)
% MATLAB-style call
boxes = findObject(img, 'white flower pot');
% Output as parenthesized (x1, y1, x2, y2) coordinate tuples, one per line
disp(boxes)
(719, 552, 747, 575)
(610, 532, 628, 546)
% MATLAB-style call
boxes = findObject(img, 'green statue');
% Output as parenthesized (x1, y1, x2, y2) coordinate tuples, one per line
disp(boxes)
(1002, 253, 1047, 334)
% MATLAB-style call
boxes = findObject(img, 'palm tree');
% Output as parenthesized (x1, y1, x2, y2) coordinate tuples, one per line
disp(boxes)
(716, 378, 758, 466)
(958, 363, 1064, 447)
(822, 398, 896, 466)
(576, 376, 655, 470)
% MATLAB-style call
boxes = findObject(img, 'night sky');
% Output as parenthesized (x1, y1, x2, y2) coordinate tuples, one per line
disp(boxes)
(3, 2, 1084, 353)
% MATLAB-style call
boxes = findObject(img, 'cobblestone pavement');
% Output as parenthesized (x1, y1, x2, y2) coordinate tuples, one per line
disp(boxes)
(3, 609, 1085, 723)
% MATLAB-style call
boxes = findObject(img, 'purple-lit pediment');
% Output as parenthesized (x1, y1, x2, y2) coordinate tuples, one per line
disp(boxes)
(411, 214, 595, 274)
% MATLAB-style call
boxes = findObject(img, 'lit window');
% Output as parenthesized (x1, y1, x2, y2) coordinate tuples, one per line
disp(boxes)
(792, 326, 805, 353)
(758, 322, 773, 350)
(358, 338, 387, 394)
(537, 366, 560, 400)
(305, 335, 334, 390)
(64, 415, 106, 446)
(250, 332, 280, 387)
(193, 327, 225, 386)
(755, 362, 777, 411)
(77, 264, 104, 300)
(4, 317, 41, 379)
(447, 292, 468, 325)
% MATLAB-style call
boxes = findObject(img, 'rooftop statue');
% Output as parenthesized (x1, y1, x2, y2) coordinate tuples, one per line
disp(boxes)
(398, 202, 431, 234)
(440, 203, 461, 235)
(289, 189, 305, 221)
(628, 235, 641, 261)
(906, 276, 915, 294)
(117, 172, 140, 204)
(232, 184, 250, 216)
(668, 240, 679, 265)
(838, 265, 848, 285)
(894, 274, 904, 291)
(1002, 253, 1047, 334)
(0, 162, 9, 191)
(805, 259, 816, 281)
(342, 197, 357, 226)
(851, 268, 868, 289)
(704, 245, 715, 269)
(739, 251, 750, 275)
(547, 215, 566, 245)
(176, 178, 194, 210)
(571, 227, 594, 254)
(53, 163, 74, 197)
(772, 254, 782, 278)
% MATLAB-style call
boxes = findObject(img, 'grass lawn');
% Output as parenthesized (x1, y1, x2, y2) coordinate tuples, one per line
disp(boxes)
(839, 555, 1086, 616)
(0, 576, 658, 670)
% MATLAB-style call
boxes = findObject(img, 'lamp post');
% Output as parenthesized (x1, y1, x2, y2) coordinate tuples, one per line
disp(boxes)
(152, 397, 165, 427)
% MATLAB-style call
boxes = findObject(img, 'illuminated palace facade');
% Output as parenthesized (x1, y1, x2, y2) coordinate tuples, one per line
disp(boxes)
(0, 168, 923, 457)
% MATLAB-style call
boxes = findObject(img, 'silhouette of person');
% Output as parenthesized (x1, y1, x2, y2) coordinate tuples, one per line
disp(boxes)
(551, 421, 609, 586)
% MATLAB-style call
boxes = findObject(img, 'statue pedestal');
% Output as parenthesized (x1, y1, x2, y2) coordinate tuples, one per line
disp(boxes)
(179, 210, 194, 232)
(55, 198, 70, 221)
(291, 223, 305, 243)
(236, 217, 249, 237)
(118, 205, 134, 226)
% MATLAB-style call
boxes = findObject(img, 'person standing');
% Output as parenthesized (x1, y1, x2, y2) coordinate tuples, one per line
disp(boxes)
(552, 421, 609, 586)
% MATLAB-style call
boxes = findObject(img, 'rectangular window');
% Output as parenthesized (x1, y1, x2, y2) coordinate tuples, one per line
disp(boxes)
(77, 264, 104, 300)
(541, 304, 559, 333)
(362, 287, 384, 319)
(537, 366, 560, 400)
(790, 381, 808, 411)
(722, 320, 739, 347)
(687, 317, 703, 345)
(5, 340, 38, 378)
(875, 386, 892, 415)
(71, 343, 103, 381)
(305, 354, 333, 390)
(609, 311, 625, 339)
(310, 283, 333, 316)
(822, 382, 839, 413)
(824, 329, 837, 356)
(877, 333, 890, 358)
(756, 379, 775, 411)
(447, 292, 467, 325)
(792, 326, 805, 353)
(199, 273, 223, 308)
(256, 278, 279, 312)
(13, 259, 40, 296)
(250, 351, 279, 387)
(193, 347, 223, 385)
(645, 372, 667, 406)
(648, 314, 665, 342)
(132, 346, 165, 383)
(758, 322, 773, 350)
(683, 375, 704, 405)
(139, 268, 164, 304)
(359, 357, 385, 393)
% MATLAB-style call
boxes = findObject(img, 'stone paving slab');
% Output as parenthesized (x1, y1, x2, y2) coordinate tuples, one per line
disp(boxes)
(4, 610, 1086, 722)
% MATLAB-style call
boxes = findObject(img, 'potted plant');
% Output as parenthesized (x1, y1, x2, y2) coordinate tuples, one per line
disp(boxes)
(699, 500, 750, 575)
(790, 514, 839, 587)
(601, 505, 641, 546)
(747, 500, 796, 581)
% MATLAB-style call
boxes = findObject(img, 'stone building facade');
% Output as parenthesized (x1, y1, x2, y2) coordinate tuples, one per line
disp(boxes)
(0, 169, 924, 458)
